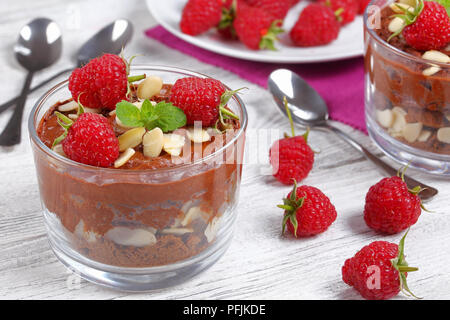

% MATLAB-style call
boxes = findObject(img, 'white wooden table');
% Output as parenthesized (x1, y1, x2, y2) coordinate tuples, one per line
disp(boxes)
(1, 0, 449, 300)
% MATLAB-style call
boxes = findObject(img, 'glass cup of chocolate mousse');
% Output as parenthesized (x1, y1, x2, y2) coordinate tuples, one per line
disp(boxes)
(28, 65, 248, 291)
(364, 0, 450, 174)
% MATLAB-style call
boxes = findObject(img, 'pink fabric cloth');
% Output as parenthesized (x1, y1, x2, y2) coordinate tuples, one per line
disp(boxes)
(145, 26, 366, 133)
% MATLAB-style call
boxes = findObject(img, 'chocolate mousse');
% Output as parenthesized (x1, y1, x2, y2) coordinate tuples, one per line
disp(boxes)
(35, 79, 243, 268)
(365, 1, 450, 154)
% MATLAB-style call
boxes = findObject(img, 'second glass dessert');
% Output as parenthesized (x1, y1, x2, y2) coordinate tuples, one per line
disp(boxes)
(364, 0, 450, 174)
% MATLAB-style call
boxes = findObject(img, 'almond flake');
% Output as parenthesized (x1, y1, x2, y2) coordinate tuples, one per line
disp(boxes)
(376, 109, 394, 128)
(105, 227, 156, 247)
(163, 133, 185, 149)
(388, 17, 405, 33)
(422, 65, 441, 76)
(417, 130, 431, 142)
(422, 50, 450, 64)
(186, 127, 211, 143)
(161, 228, 194, 235)
(137, 76, 163, 100)
(118, 127, 146, 152)
(143, 127, 164, 158)
(57, 101, 78, 112)
(401, 122, 423, 143)
(437, 127, 450, 144)
(114, 148, 135, 168)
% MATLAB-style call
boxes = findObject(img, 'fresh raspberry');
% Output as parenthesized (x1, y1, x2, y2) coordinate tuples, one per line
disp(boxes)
(169, 77, 239, 127)
(290, 3, 340, 47)
(290, 0, 301, 7)
(217, 0, 238, 39)
(223, 0, 234, 8)
(180, 0, 223, 36)
(279, 182, 337, 237)
(61, 113, 119, 168)
(402, 1, 450, 51)
(244, 0, 291, 20)
(364, 176, 422, 234)
(342, 232, 419, 300)
(269, 97, 314, 184)
(269, 135, 314, 184)
(233, 0, 283, 50)
(319, 0, 358, 25)
(356, 0, 371, 14)
(68, 54, 128, 111)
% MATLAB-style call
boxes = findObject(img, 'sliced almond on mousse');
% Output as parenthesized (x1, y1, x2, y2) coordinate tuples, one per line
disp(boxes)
(422, 50, 450, 64)
(376, 109, 394, 128)
(422, 65, 441, 76)
(118, 127, 146, 152)
(398, 0, 417, 6)
(417, 129, 431, 142)
(137, 76, 163, 100)
(401, 122, 423, 143)
(204, 217, 220, 243)
(163, 133, 185, 156)
(388, 17, 406, 33)
(143, 127, 164, 158)
(186, 127, 211, 143)
(391, 107, 407, 133)
(421, 51, 449, 76)
(57, 101, 101, 114)
(105, 227, 157, 247)
(114, 147, 135, 168)
(437, 127, 450, 144)
(181, 206, 202, 227)
(389, 2, 413, 13)
(161, 228, 194, 235)
(57, 101, 78, 112)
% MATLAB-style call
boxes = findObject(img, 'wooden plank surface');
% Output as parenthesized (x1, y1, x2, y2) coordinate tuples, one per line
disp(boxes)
(0, 0, 449, 300)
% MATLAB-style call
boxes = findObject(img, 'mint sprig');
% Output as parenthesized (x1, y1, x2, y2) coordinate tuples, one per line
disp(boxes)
(115, 100, 187, 132)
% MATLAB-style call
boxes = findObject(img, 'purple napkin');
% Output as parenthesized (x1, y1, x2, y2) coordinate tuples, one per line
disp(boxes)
(145, 26, 366, 133)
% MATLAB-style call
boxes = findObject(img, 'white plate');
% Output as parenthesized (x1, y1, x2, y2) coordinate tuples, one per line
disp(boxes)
(146, 0, 364, 63)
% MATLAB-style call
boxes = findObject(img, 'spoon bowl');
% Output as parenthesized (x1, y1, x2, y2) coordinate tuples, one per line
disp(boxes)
(268, 68, 438, 201)
(0, 18, 62, 146)
(76, 19, 133, 66)
(14, 18, 62, 71)
(268, 68, 328, 126)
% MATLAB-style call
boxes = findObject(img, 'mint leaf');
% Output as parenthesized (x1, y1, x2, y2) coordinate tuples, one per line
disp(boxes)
(140, 99, 155, 120)
(116, 101, 144, 127)
(428, 0, 450, 16)
(115, 99, 186, 133)
(152, 102, 187, 132)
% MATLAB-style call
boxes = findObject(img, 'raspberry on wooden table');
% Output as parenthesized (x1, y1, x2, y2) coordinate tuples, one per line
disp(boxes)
(269, 97, 314, 185)
(342, 231, 419, 300)
(279, 181, 337, 237)
(364, 175, 423, 234)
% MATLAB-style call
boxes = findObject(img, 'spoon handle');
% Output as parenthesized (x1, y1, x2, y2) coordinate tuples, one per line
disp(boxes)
(0, 72, 34, 146)
(0, 67, 73, 115)
(323, 122, 438, 201)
